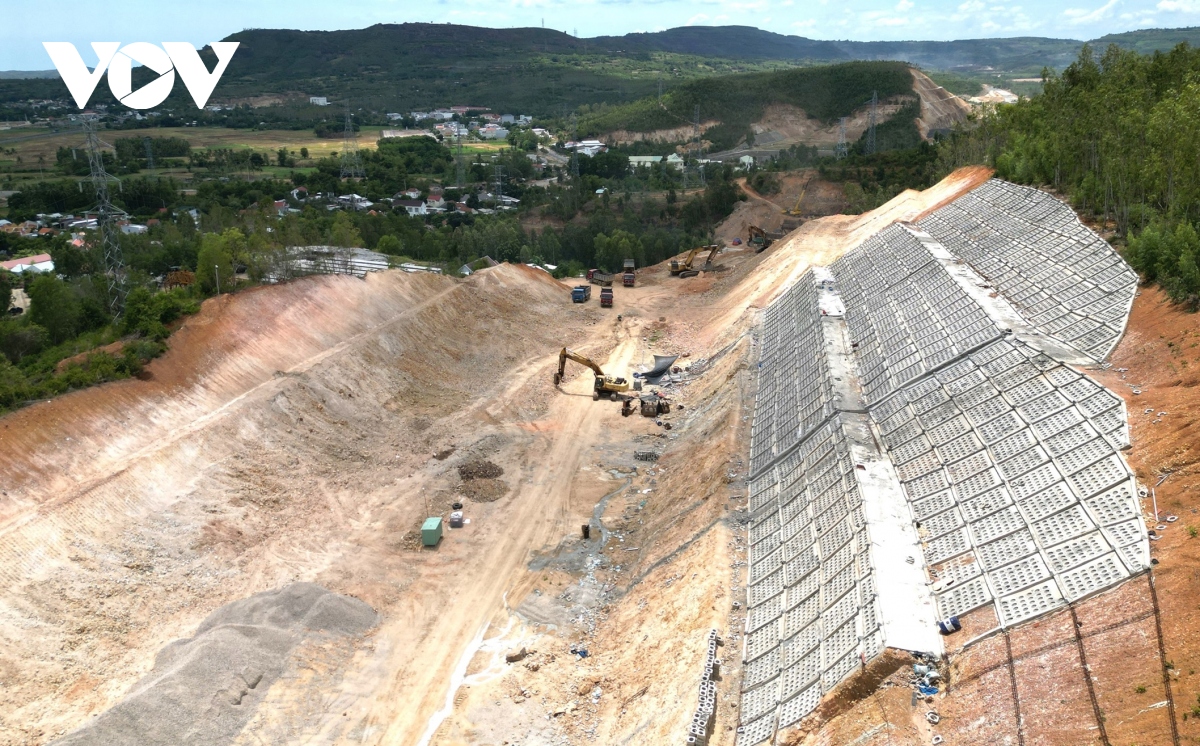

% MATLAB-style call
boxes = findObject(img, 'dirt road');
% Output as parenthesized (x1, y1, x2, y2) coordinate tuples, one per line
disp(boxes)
(358, 321, 650, 744)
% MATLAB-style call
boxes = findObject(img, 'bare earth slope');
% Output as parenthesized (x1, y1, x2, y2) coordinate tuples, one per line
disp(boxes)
(7, 167, 1191, 746)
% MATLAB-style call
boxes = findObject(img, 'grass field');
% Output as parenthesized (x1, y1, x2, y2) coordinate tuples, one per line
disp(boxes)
(0, 125, 395, 163)
(0, 125, 409, 189)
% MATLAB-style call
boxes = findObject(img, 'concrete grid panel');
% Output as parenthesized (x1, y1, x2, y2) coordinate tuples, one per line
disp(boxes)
(917, 179, 1137, 361)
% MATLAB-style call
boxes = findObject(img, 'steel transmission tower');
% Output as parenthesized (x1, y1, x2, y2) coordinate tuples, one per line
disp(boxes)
(143, 136, 155, 170)
(835, 117, 848, 160)
(340, 104, 365, 179)
(865, 91, 878, 156)
(82, 118, 127, 316)
(569, 112, 580, 183)
(454, 135, 466, 188)
(693, 104, 705, 187)
(494, 164, 504, 202)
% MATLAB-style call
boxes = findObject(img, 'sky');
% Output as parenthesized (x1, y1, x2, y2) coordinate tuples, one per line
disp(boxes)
(3, 0, 1198, 70)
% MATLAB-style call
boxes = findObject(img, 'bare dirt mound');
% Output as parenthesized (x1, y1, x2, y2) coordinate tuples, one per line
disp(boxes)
(52, 583, 376, 746)
(912, 69, 971, 139)
(0, 262, 593, 744)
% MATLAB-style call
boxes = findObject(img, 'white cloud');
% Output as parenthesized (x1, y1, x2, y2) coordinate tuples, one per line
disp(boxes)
(1063, 0, 1120, 23)
(958, 0, 985, 11)
(897, 0, 915, 9)
(792, 18, 818, 28)
(1157, 0, 1198, 10)
(874, 15, 910, 25)
(684, 13, 710, 24)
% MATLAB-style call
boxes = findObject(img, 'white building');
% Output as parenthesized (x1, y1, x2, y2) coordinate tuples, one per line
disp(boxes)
(309, 96, 329, 106)
(395, 199, 427, 216)
(628, 155, 663, 170)
(0, 253, 54, 274)
(337, 194, 373, 211)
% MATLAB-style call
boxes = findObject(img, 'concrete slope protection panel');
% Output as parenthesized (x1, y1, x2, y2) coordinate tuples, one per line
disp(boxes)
(52, 583, 377, 746)
(639, 355, 680, 383)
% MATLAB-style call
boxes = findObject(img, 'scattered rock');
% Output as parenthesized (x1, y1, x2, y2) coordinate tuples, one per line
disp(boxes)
(506, 647, 528, 663)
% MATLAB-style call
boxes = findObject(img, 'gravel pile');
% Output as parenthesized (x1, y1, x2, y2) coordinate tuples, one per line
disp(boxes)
(53, 583, 376, 746)
(458, 459, 504, 480)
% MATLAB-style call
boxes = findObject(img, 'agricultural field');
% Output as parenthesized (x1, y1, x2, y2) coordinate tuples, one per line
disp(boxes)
(0, 125, 397, 189)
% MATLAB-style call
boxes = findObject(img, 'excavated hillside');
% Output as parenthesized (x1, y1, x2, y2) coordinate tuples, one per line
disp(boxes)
(3, 166, 1196, 746)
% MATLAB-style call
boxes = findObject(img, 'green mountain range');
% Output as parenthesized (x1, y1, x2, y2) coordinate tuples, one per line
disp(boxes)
(3, 24, 1199, 115)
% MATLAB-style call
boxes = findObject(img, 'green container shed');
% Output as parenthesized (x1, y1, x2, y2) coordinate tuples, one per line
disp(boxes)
(421, 517, 443, 547)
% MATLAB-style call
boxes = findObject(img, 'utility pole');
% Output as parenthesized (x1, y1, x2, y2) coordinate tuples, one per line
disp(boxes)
(340, 102, 365, 179)
(81, 117, 127, 317)
(866, 91, 878, 156)
(835, 117, 848, 160)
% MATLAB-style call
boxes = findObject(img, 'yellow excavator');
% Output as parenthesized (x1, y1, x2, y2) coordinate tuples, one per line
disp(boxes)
(748, 225, 773, 252)
(555, 348, 643, 399)
(670, 244, 721, 278)
(784, 178, 811, 217)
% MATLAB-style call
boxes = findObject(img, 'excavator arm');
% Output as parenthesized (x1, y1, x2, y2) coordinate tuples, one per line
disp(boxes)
(555, 347, 604, 385)
(670, 245, 706, 275)
(702, 245, 721, 268)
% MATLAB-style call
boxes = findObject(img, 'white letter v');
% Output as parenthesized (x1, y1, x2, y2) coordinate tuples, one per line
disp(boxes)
(43, 42, 120, 109)
(164, 42, 239, 109)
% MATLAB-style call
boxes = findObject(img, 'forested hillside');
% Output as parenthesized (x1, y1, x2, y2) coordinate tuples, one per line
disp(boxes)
(6, 24, 1200, 115)
(938, 42, 1200, 306)
(579, 61, 915, 151)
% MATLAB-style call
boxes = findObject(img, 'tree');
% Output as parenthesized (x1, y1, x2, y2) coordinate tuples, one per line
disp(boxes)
(376, 234, 403, 256)
(27, 274, 81, 344)
(122, 287, 168, 340)
(196, 232, 235, 294)
(300, 147, 309, 159)
(328, 212, 364, 248)
(0, 270, 12, 313)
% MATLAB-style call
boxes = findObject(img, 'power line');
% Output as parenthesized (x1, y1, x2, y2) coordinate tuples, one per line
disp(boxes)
(866, 91, 878, 156)
(454, 134, 465, 188)
(81, 117, 127, 317)
(142, 136, 155, 170)
(835, 117, 848, 160)
(340, 102, 364, 179)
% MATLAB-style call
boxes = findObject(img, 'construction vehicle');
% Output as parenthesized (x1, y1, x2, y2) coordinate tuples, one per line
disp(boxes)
(670, 245, 721, 278)
(571, 285, 591, 303)
(784, 177, 811, 217)
(588, 269, 614, 287)
(555, 348, 643, 399)
(748, 225, 782, 253)
(622, 259, 636, 287)
(600, 287, 614, 308)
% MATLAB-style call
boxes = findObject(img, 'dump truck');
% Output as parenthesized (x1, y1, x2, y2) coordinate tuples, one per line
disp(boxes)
(588, 270, 614, 287)
(421, 517, 443, 547)
(571, 285, 591, 303)
(555, 347, 642, 399)
(671, 245, 722, 278)
(600, 287, 614, 308)
(622, 259, 636, 287)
